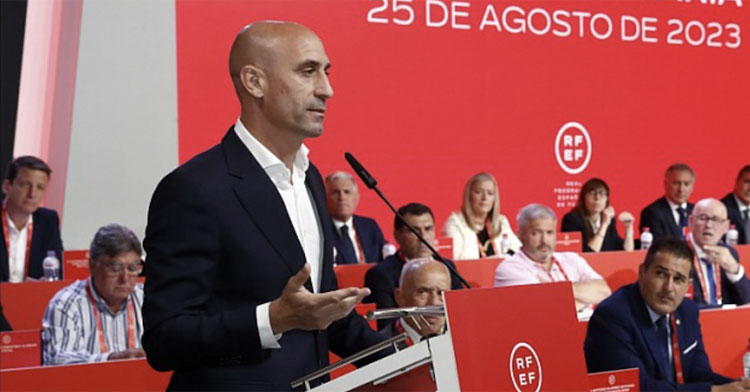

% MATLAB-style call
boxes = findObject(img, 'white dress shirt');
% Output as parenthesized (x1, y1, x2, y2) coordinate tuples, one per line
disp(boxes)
(233, 119, 323, 349)
(5, 213, 32, 283)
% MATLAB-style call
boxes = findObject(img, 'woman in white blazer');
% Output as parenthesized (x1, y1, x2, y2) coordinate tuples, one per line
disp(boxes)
(442, 172, 521, 260)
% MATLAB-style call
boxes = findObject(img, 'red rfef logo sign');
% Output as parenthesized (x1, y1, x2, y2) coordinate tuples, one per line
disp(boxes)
(509, 342, 542, 392)
(555, 122, 592, 174)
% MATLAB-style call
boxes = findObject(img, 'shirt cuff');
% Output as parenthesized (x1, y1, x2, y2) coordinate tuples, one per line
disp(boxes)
(726, 264, 745, 283)
(257, 302, 282, 349)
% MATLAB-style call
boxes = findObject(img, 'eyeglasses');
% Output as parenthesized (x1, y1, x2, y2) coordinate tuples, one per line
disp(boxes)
(694, 215, 727, 225)
(100, 261, 143, 276)
(586, 189, 608, 197)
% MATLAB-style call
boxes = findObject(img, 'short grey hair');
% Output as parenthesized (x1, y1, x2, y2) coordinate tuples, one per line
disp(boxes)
(325, 171, 357, 190)
(516, 203, 557, 232)
(398, 258, 449, 287)
(89, 224, 142, 263)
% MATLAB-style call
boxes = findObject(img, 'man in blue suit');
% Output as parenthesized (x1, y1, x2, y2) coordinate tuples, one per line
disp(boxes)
(142, 22, 384, 390)
(584, 238, 748, 391)
(640, 163, 696, 241)
(1, 156, 63, 282)
(721, 165, 750, 245)
(325, 171, 386, 264)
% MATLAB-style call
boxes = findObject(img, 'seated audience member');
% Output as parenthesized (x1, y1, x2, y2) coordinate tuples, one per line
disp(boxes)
(442, 172, 521, 259)
(640, 163, 696, 242)
(381, 258, 452, 345)
(584, 238, 749, 391)
(326, 171, 386, 264)
(1, 156, 63, 282)
(561, 178, 635, 252)
(722, 165, 750, 245)
(364, 203, 462, 329)
(42, 224, 145, 365)
(685, 198, 750, 307)
(494, 203, 611, 311)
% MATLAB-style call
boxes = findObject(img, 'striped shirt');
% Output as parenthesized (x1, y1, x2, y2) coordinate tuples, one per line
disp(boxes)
(42, 278, 144, 365)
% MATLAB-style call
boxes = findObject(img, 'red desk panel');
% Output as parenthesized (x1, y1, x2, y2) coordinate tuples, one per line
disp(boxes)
(0, 358, 170, 391)
(0, 280, 72, 330)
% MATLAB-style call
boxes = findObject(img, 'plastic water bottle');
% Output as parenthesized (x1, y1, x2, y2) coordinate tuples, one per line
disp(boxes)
(382, 243, 396, 259)
(42, 251, 60, 281)
(500, 233, 511, 255)
(726, 224, 739, 247)
(744, 338, 750, 378)
(640, 227, 653, 251)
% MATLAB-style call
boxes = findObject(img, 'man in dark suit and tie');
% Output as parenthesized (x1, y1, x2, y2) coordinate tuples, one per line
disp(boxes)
(640, 163, 696, 242)
(686, 198, 750, 307)
(584, 238, 748, 391)
(142, 21, 384, 391)
(721, 165, 750, 245)
(325, 171, 386, 264)
(1, 156, 63, 282)
(364, 203, 462, 329)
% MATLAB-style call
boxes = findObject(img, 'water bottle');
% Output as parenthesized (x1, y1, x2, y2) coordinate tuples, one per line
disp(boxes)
(500, 233, 511, 255)
(42, 251, 60, 281)
(640, 227, 653, 250)
(382, 243, 396, 259)
(744, 338, 750, 378)
(726, 224, 739, 247)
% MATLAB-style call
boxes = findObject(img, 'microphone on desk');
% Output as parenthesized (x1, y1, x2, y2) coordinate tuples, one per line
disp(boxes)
(344, 152, 471, 289)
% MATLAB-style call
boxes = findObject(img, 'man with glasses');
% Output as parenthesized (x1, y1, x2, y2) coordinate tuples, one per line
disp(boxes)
(42, 224, 146, 365)
(686, 198, 750, 307)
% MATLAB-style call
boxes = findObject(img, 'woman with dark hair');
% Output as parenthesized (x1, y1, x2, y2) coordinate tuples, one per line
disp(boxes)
(561, 178, 635, 252)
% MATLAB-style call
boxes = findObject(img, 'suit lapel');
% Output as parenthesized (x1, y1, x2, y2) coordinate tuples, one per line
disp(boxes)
(305, 164, 335, 292)
(630, 285, 673, 381)
(222, 129, 307, 279)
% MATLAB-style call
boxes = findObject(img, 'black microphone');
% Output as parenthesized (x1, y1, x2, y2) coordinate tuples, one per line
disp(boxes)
(344, 152, 472, 289)
(344, 152, 377, 189)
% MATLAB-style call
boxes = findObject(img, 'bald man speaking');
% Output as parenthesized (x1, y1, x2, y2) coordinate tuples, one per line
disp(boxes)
(142, 22, 385, 390)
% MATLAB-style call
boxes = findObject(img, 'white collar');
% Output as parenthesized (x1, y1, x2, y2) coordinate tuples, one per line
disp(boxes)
(332, 216, 354, 231)
(4, 210, 32, 234)
(666, 198, 687, 211)
(233, 118, 310, 189)
(734, 194, 749, 211)
(645, 304, 667, 325)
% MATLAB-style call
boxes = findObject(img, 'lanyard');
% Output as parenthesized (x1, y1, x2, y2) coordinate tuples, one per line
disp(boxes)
(669, 314, 685, 384)
(477, 219, 493, 258)
(545, 257, 571, 282)
(85, 281, 136, 353)
(2, 203, 33, 280)
(394, 319, 414, 347)
(686, 237, 722, 305)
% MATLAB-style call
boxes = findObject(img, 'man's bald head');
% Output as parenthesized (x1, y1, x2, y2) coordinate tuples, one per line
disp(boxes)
(228, 21, 333, 146)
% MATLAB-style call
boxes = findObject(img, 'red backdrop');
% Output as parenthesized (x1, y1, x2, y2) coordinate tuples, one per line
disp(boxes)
(176, 0, 749, 242)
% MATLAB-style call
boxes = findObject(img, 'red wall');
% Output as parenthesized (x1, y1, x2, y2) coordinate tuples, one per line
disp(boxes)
(176, 0, 749, 242)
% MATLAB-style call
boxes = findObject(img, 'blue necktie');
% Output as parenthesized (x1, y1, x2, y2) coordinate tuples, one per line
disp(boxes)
(701, 258, 717, 305)
(336, 225, 358, 264)
(655, 316, 675, 382)
(677, 206, 688, 238)
(743, 209, 750, 244)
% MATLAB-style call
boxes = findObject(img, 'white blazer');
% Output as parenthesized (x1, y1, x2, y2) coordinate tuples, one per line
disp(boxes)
(442, 211, 522, 260)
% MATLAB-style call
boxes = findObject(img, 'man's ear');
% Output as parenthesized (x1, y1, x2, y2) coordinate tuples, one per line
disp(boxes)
(240, 65, 264, 98)
(1, 179, 10, 195)
(394, 288, 404, 307)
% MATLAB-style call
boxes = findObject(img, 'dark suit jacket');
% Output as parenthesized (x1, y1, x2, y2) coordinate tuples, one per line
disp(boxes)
(691, 244, 750, 307)
(363, 253, 462, 330)
(1, 207, 63, 282)
(142, 128, 383, 391)
(639, 197, 694, 241)
(333, 215, 385, 264)
(721, 193, 748, 245)
(584, 283, 733, 391)
(561, 210, 624, 252)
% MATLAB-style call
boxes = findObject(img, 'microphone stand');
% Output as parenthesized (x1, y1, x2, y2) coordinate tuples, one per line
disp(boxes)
(345, 152, 472, 289)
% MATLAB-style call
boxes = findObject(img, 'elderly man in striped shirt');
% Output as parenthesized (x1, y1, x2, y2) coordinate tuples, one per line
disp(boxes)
(42, 224, 145, 365)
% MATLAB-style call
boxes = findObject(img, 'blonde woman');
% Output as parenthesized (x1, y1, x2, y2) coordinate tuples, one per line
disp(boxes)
(443, 173, 521, 259)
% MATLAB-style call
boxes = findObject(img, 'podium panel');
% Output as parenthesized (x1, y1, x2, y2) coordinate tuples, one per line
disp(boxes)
(445, 282, 589, 391)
